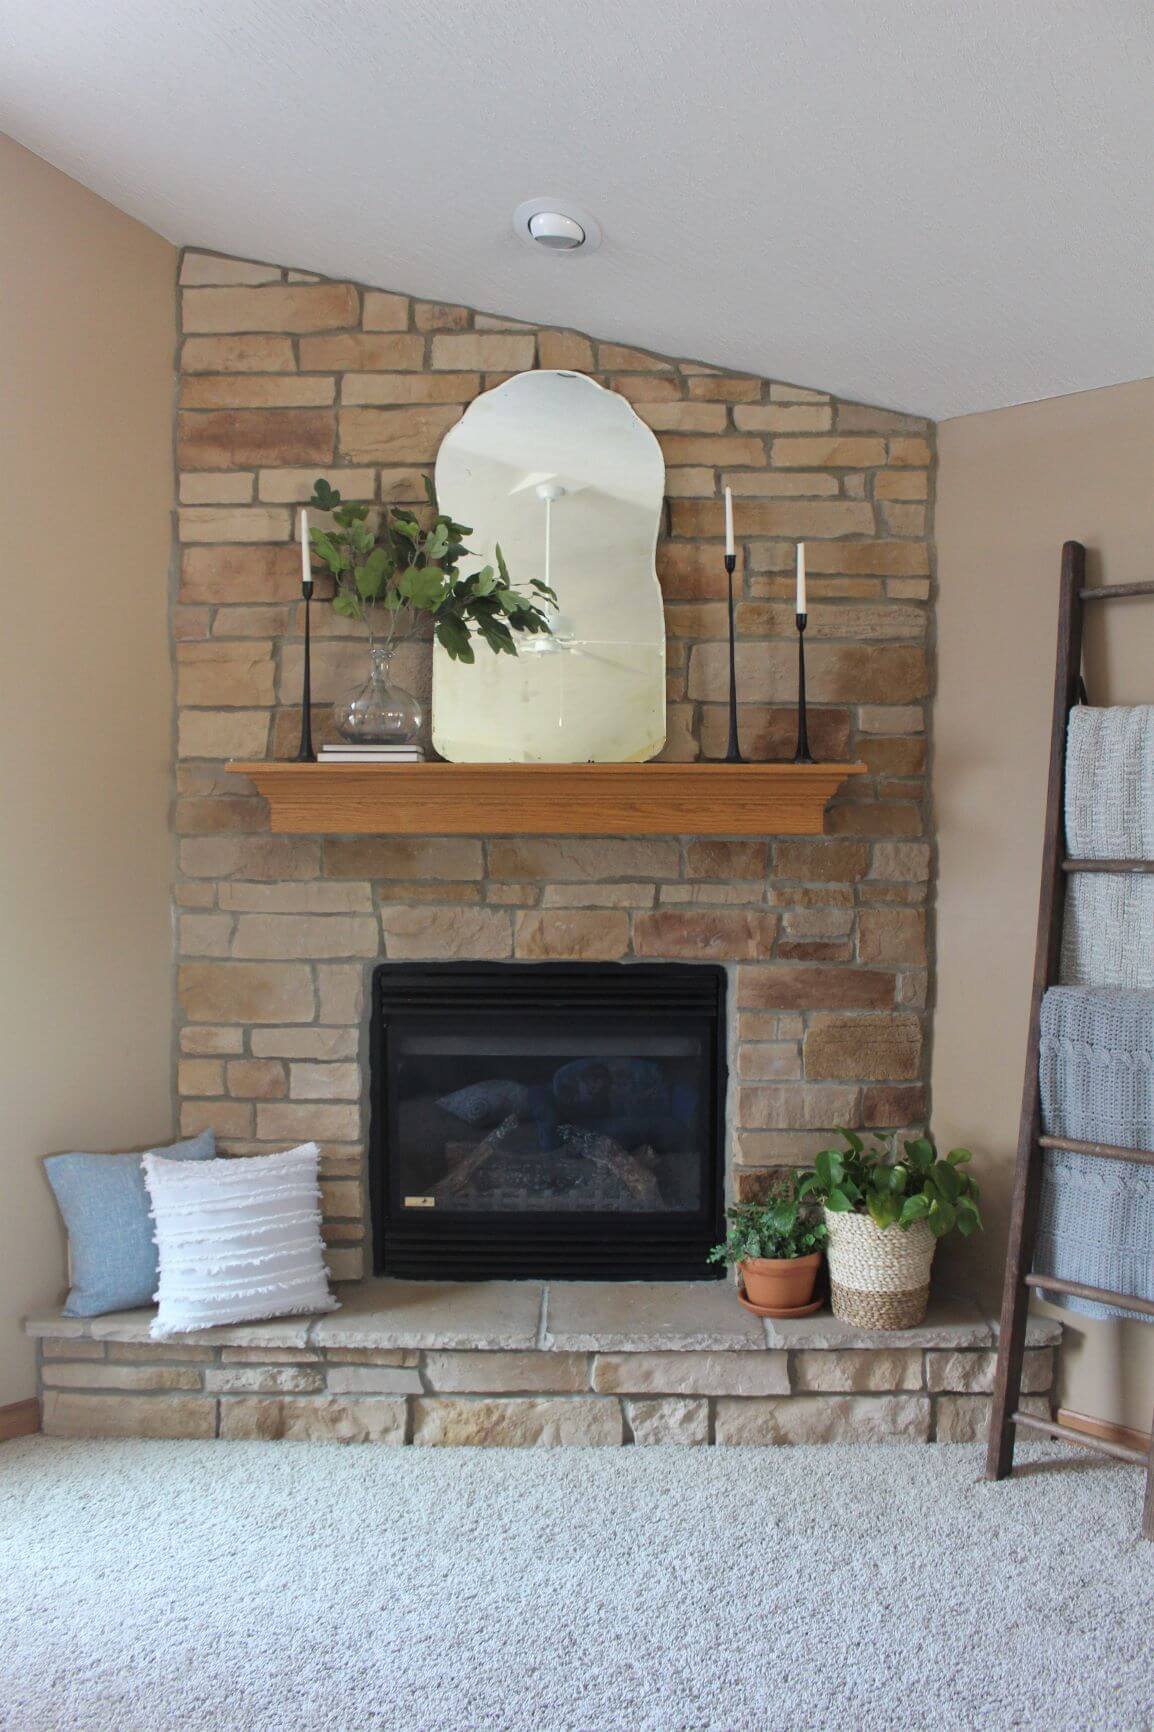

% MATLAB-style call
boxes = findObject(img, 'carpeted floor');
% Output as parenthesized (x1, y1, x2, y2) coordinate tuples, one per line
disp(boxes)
(0, 1438, 1150, 1731)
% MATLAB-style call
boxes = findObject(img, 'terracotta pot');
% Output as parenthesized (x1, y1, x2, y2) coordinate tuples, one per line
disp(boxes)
(739, 1251, 822, 1313)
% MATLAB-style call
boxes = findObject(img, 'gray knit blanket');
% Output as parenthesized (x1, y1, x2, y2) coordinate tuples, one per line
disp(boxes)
(1041, 710, 1154, 1318)
(1065, 705, 1154, 859)
(1037, 987, 1154, 1321)
(1061, 875, 1154, 990)
(1061, 706, 1154, 989)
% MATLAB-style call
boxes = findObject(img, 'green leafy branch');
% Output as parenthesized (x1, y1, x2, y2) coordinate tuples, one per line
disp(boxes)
(798, 1131, 983, 1239)
(306, 477, 556, 663)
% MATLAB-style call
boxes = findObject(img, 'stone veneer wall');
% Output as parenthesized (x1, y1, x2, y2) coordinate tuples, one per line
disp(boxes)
(173, 249, 936, 1280)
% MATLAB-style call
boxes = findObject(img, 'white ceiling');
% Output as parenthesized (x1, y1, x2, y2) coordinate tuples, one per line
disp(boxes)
(1, 0, 1151, 418)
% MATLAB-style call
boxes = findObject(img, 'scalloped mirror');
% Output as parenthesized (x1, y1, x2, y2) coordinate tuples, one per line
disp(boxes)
(431, 370, 666, 763)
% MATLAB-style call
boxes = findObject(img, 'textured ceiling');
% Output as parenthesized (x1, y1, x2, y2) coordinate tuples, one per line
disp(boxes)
(1, 0, 1151, 418)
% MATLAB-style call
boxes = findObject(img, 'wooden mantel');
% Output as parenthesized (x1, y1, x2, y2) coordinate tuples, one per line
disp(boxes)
(228, 760, 865, 837)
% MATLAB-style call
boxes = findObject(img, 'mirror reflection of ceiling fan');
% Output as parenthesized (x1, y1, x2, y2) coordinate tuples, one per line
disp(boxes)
(515, 480, 629, 669)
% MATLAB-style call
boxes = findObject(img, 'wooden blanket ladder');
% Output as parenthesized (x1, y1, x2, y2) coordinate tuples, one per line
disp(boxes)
(985, 541, 1154, 1536)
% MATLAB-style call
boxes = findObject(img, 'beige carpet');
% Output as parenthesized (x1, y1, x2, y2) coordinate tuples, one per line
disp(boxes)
(0, 1437, 1150, 1731)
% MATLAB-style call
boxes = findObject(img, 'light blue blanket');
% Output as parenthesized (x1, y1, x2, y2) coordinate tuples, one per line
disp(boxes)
(1037, 986, 1154, 1321)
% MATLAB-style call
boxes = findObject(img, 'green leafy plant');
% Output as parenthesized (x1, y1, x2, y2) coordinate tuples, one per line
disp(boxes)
(306, 477, 556, 663)
(799, 1131, 982, 1239)
(708, 1177, 828, 1267)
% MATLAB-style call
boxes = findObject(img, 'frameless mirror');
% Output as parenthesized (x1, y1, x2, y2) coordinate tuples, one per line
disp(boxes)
(431, 370, 666, 762)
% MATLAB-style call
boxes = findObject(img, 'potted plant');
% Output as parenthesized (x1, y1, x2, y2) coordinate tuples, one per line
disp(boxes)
(799, 1132, 982, 1329)
(708, 1176, 828, 1316)
(306, 477, 556, 744)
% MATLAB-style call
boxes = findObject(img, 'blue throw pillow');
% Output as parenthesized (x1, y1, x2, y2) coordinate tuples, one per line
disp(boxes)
(44, 1131, 215, 1316)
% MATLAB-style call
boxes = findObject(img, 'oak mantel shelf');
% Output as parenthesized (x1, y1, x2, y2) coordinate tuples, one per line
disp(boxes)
(227, 760, 865, 837)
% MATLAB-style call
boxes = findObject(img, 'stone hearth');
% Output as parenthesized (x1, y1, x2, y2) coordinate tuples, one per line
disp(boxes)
(28, 1286, 1057, 1447)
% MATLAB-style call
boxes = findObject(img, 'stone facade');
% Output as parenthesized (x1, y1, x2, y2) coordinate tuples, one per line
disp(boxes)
(173, 249, 936, 1275)
(30, 1289, 1056, 1446)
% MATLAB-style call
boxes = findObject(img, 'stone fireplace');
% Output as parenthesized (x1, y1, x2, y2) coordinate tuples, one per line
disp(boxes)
(172, 247, 936, 1284)
(370, 961, 726, 1280)
(29, 250, 1066, 1454)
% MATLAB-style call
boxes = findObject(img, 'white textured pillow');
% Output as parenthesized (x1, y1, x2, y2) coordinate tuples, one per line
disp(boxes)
(142, 1143, 339, 1339)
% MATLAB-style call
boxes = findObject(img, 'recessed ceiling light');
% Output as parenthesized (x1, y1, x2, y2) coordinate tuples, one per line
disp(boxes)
(512, 198, 602, 255)
(528, 211, 585, 250)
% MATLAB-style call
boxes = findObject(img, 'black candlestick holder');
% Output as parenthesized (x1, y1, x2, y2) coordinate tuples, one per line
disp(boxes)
(723, 552, 743, 763)
(793, 612, 814, 763)
(295, 574, 316, 762)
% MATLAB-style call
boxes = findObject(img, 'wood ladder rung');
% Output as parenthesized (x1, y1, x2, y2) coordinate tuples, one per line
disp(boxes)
(1062, 858, 1154, 873)
(1012, 1410, 1149, 1465)
(1038, 1134, 1154, 1168)
(1024, 1272, 1154, 1319)
(1078, 581, 1154, 601)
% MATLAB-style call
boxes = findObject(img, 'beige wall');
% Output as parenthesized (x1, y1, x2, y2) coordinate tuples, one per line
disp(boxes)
(934, 378, 1154, 1433)
(0, 137, 176, 1405)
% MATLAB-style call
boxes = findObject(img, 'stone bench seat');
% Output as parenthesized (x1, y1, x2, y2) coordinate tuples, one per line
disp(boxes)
(26, 1279, 1060, 1447)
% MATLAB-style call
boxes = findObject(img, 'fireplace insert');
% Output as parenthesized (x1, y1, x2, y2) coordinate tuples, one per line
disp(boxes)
(369, 961, 727, 1280)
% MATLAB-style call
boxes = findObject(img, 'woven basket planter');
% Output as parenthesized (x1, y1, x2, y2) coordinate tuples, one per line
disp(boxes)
(823, 1210, 936, 1329)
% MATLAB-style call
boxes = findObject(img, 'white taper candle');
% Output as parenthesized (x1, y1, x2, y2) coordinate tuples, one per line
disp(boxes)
(724, 486, 734, 558)
(300, 508, 311, 587)
(796, 541, 807, 616)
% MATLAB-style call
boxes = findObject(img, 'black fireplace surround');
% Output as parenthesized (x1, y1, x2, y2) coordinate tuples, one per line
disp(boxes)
(370, 962, 727, 1280)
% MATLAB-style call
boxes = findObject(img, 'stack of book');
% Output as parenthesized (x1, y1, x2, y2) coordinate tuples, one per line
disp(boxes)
(318, 742, 426, 764)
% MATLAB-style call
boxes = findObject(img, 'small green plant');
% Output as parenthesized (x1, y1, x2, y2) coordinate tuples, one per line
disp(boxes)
(306, 477, 556, 662)
(708, 1178, 828, 1267)
(799, 1131, 982, 1238)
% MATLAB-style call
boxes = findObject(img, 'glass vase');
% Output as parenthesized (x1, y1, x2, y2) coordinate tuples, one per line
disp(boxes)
(332, 645, 423, 746)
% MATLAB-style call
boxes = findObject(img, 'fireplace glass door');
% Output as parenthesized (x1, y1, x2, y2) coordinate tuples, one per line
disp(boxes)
(370, 963, 726, 1280)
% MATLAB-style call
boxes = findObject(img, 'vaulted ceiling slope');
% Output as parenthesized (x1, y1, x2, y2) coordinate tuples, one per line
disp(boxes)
(1, 1, 1151, 419)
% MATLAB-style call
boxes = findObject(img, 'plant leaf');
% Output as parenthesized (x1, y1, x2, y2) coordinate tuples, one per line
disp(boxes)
(955, 1199, 982, 1236)
(355, 546, 389, 601)
(932, 1160, 961, 1204)
(397, 565, 446, 610)
(309, 530, 345, 575)
(475, 613, 517, 655)
(899, 1193, 930, 1226)
(425, 520, 450, 561)
(867, 1190, 899, 1230)
(434, 613, 474, 662)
